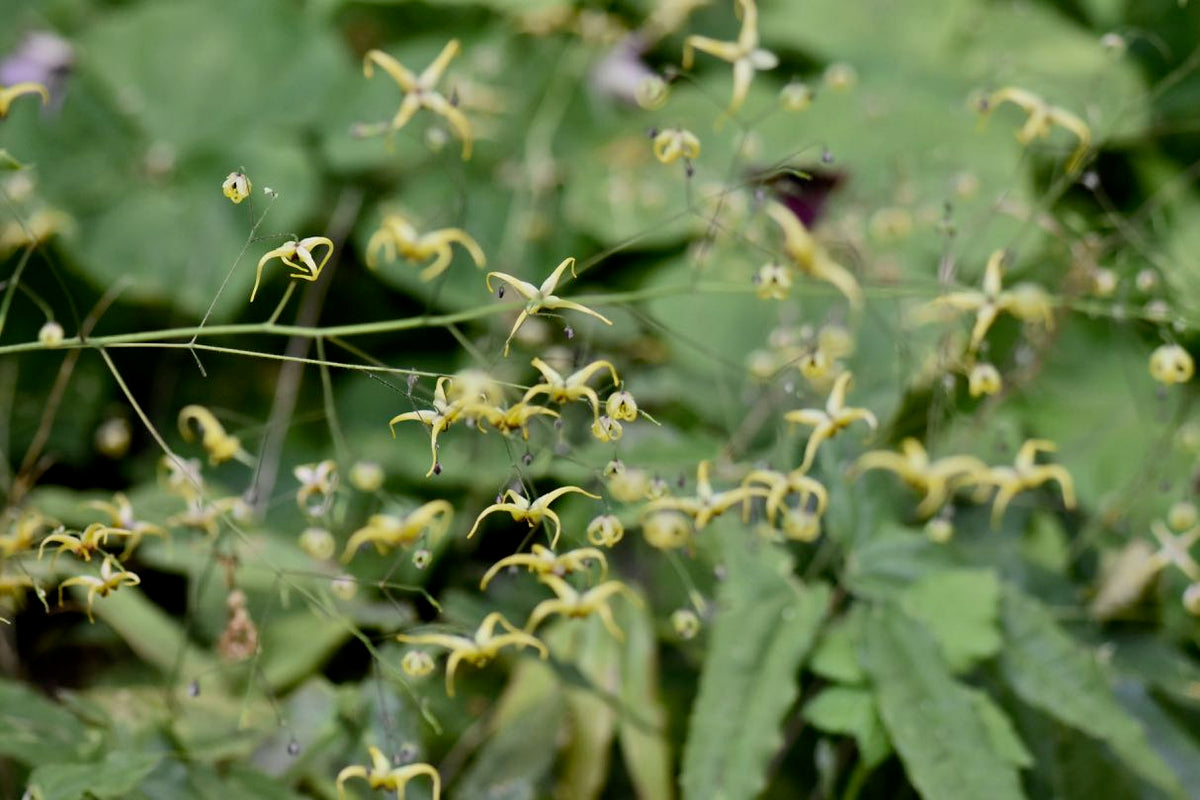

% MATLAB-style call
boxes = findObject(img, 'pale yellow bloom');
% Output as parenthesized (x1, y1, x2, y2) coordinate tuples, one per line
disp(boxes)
(336, 746, 440, 800)
(366, 212, 486, 281)
(396, 612, 546, 696)
(784, 372, 877, 473)
(364, 40, 472, 159)
(682, 0, 778, 118)
(486, 257, 613, 356)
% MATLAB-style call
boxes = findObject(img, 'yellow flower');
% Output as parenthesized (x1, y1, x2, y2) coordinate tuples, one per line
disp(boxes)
(57, 554, 140, 622)
(784, 372, 877, 473)
(975, 439, 1076, 527)
(252, 236, 334, 302)
(38, 523, 134, 566)
(1148, 520, 1200, 582)
(644, 460, 767, 530)
(780, 81, 814, 112)
(741, 467, 829, 525)
(0, 82, 49, 117)
(293, 460, 338, 516)
(396, 612, 546, 696)
(336, 746, 441, 800)
(980, 86, 1091, 173)
(764, 200, 862, 308)
(591, 414, 624, 442)
(388, 377, 460, 477)
(221, 171, 252, 204)
(479, 544, 608, 589)
(586, 514, 625, 547)
(641, 509, 694, 550)
(366, 212, 486, 281)
(755, 262, 792, 300)
(1149, 344, 1194, 385)
(467, 485, 600, 548)
(364, 40, 472, 159)
(605, 390, 639, 422)
(486, 257, 613, 356)
(474, 400, 560, 439)
(853, 438, 988, 518)
(524, 575, 640, 640)
(915, 249, 1053, 354)
(179, 405, 246, 466)
(342, 501, 453, 562)
(86, 493, 165, 558)
(523, 357, 619, 418)
(652, 128, 700, 164)
(682, 0, 778, 118)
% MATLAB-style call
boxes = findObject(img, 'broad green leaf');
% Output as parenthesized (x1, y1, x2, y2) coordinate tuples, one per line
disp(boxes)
(967, 689, 1033, 769)
(259, 610, 349, 693)
(555, 616, 620, 800)
(0, 149, 26, 170)
(1114, 679, 1200, 795)
(809, 607, 866, 685)
(801, 686, 890, 768)
(863, 605, 1025, 800)
(616, 598, 675, 800)
(27, 750, 161, 800)
(999, 586, 1184, 797)
(454, 683, 564, 800)
(900, 568, 1001, 673)
(845, 525, 955, 599)
(680, 531, 831, 800)
(0, 678, 103, 766)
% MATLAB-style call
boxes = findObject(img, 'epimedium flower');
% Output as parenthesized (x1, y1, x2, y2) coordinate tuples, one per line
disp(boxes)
(591, 414, 623, 443)
(643, 460, 767, 530)
(364, 39, 472, 159)
(652, 127, 700, 165)
(179, 405, 248, 466)
(366, 212, 486, 282)
(341, 500, 453, 562)
(975, 439, 1076, 527)
(1149, 344, 1194, 385)
(764, 199, 862, 308)
(467, 485, 601, 548)
(0, 81, 48, 117)
(294, 460, 338, 517)
(754, 262, 792, 300)
(252, 236, 334, 302)
(681, 0, 778, 119)
(38, 523, 134, 566)
(968, 362, 1003, 397)
(586, 514, 625, 547)
(525, 574, 641, 641)
(853, 438, 989, 518)
(389, 376, 460, 477)
(979, 86, 1091, 173)
(784, 371, 878, 474)
(522, 357, 620, 418)
(605, 389, 639, 422)
(473, 400, 560, 440)
(336, 746, 441, 800)
(914, 249, 1054, 355)
(640, 509, 694, 550)
(56, 554, 140, 623)
(396, 611, 547, 696)
(86, 493, 165, 558)
(479, 544, 608, 589)
(221, 171, 251, 204)
(486, 257, 614, 356)
(741, 467, 829, 526)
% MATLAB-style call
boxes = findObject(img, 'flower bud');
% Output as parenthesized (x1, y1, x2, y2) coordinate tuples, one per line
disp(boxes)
(402, 649, 435, 677)
(299, 527, 335, 561)
(671, 608, 701, 640)
(38, 321, 64, 347)
(222, 171, 252, 204)
(1149, 344, 1193, 385)
(586, 514, 625, 547)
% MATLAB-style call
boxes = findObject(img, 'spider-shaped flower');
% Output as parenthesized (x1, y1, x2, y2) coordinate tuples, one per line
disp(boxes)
(366, 212, 486, 281)
(57, 554, 141, 622)
(336, 746, 441, 800)
(251, 236, 334, 302)
(38, 523, 134, 566)
(741, 467, 829, 525)
(1149, 520, 1200, 582)
(467, 485, 600, 548)
(167, 496, 249, 537)
(486, 257, 613, 356)
(916, 249, 1054, 354)
(975, 439, 1076, 527)
(86, 493, 165, 558)
(0, 509, 54, 558)
(644, 460, 767, 530)
(179, 405, 247, 466)
(682, 0, 778, 118)
(480, 544, 608, 589)
(652, 128, 700, 165)
(364, 39, 472, 159)
(765, 200, 862, 308)
(522, 357, 619, 418)
(389, 377, 462, 477)
(0, 82, 48, 117)
(396, 611, 547, 696)
(980, 87, 1091, 173)
(525, 575, 640, 641)
(294, 460, 338, 517)
(474, 401, 560, 439)
(854, 438, 989, 518)
(784, 372, 878, 474)
(342, 500, 453, 562)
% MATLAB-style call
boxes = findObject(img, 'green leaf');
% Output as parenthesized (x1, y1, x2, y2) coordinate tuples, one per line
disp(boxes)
(0, 149, 27, 170)
(998, 586, 1184, 798)
(801, 686, 891, 768)
(555, 616, 620, 800)
(810, 607, 866, 685)
(845, 525, 955, 600)
(680, 532, 831, 800)
(0, 678, 103, 766)
(862, 605, 1025, 800)
(27, 750, 161, 800)
(900, 568, 1001, 673)
(616, 599, 675, 800)
(967, 689, 1033, 769)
